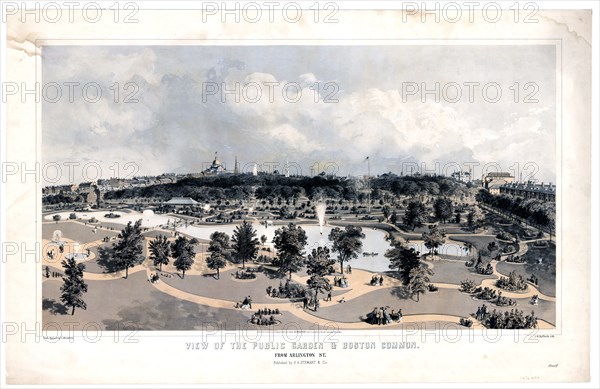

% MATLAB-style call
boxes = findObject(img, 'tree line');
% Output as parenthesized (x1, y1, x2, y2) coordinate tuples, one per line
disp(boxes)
(475, 189, 555, 231)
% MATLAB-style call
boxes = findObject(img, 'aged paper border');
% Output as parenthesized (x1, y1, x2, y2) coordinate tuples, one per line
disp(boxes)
(1, 3, 596, 385)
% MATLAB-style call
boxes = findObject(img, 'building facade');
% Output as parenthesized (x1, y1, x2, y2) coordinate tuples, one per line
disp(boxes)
(482, 172, 515, 194)
(499, 181, 556, 202)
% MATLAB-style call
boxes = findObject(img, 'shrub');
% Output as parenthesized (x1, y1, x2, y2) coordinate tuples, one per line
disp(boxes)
(428, 284, 438, 292)
(460, 279, 476, 293)
(505, 254, 526, 263)
(459, 318, 473, 327)
(496, 271, 528, 291)
(496, 232, 512, 241)
(474, 287, 497, 300)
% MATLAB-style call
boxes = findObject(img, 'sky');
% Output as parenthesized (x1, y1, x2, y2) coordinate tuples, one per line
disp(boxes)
(42, 44, 557, 185)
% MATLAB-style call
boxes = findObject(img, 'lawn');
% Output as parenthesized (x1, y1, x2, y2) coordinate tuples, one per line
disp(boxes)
(42, 271, 318, 330)
(496, 242, 556, 297)
(310, 287, 555, 325)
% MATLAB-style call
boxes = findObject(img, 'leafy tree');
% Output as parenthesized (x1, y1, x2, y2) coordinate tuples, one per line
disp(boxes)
(273, 223, 308, 279)
(403, 200, 426, 230)
(467, 207, 482, 230)
(386, 238, 421, 285)
(305, 246, 336, 309)
(60, 257, 88, 315)
(260, 235, 268, 245)
(390, 210, 398, 225)
(149, 235, 171, 271)
(207, 231, 230, 279)
(328, 225, 365, 274)
(433, 197, 453, 223)
(454, 209, 462, 224)
(53, 214, 61, 222)
(408, 266, 433, 302)
(382, 205, 391, 221)
(172, 236, 195, 278)
(112, 219, 144, 279)
(231, 221, 259, 269)
(422, 224, 446, 257)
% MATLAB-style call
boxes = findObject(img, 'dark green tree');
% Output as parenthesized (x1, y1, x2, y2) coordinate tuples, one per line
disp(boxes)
(273, 223, 308, 279)
(328, 225, 365, 274)
(390, 210, 398, 225)
(60, 257, 88, 315)
(386, 238, 422, 285)
(207, 231, 230, 279)
(433, 197, 453, 223)
(149, 234, 171, 271)
(231, 221, 259, 269)
(403, 200, 426, 230)
(408, 266, 434, 302)
(171, 236, 195, 279)
(382, 205, 391, 221)
(422, 224, 446, 257)
(306, 246, 336, 309)
(454, 209, 462, 224)
(112, 219, 144, 279)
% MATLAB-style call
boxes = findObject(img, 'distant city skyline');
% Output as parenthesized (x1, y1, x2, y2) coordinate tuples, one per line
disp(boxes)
(42, 45, 557, 185)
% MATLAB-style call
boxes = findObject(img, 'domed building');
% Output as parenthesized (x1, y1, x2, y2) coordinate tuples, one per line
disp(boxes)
(202, 152, 226, 176)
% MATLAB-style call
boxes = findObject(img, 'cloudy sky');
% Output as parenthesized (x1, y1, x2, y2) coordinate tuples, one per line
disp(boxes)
(42, 44, 556, 184)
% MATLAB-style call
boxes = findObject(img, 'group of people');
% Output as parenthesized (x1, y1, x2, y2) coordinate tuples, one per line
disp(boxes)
(236, 295, 253, 309)
(370, 274, 384, 286)
(365, 306, 403, 325)
(303, 296, 320, 311)
(528, 274, 539, 286)
(250, 313, 278, 326)
(530, 294, 539, 305)
(46, 249, 56, 260)
(149, 273, 160, 284)
(234, 270, 256, 280)
(266, 281, 306, 299)
(474, 304, 490, 321)
(333, 275, 349, 288)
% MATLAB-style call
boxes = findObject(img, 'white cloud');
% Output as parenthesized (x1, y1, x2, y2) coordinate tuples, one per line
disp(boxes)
(42, 46, 557, 184)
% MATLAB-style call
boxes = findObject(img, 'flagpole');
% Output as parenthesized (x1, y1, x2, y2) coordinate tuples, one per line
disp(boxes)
(366, 157, 371, 214)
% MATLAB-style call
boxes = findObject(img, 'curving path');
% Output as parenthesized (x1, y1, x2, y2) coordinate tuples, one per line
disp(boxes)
(44, 219, 554, 329)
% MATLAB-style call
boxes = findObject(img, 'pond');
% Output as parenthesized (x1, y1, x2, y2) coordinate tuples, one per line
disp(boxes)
(45, 210, 468, 273)
(180, 224, 466, 273)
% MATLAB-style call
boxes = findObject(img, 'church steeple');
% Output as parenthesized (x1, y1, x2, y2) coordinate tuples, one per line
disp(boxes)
(234, 156, 239, 174)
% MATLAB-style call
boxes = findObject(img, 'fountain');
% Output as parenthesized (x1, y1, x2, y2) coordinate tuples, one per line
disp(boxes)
(143, 209, 154, 222)
(52, 230, 62, 244)
(315, 203, 327, 235)
(66, 241, 88, 261)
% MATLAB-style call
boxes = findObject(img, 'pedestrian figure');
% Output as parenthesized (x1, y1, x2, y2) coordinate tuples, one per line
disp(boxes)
(327, 291, 332, 301)
(303, 296, 308, 310)
(379, 275, 384, 286)
(377, 307, 384, 325)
